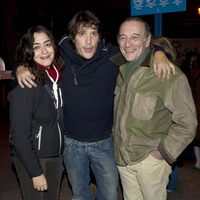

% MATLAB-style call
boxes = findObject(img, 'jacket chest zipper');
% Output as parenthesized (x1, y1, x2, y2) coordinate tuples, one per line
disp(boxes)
(36, 126, 42, 150)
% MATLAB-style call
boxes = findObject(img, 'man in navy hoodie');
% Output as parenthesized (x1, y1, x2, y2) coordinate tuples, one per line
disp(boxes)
(16, 10, 175, 200)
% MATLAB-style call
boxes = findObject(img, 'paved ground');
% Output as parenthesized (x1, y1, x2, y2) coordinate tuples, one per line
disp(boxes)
(1, 110, 200, 200)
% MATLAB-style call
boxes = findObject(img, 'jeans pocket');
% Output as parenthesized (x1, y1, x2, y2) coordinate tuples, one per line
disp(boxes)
(63, 138, 74, 153)
(97, 137, 114, 151)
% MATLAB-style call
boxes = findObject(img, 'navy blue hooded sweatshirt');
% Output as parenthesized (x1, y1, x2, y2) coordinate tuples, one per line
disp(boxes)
(59, 37, 121, 142)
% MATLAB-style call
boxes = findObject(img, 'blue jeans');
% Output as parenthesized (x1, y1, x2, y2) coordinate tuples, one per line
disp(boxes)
(167, 165, 179, 191)
(63, 135, 119, 200)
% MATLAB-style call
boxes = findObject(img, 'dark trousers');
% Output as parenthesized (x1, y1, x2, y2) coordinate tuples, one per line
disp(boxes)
(13, 156, 62, 200)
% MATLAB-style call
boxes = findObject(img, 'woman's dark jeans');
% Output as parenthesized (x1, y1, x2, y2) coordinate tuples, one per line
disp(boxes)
(13, 156, 62, 200)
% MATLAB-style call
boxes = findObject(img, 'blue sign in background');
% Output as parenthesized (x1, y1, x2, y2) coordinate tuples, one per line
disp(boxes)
(131, 0, 186, 16)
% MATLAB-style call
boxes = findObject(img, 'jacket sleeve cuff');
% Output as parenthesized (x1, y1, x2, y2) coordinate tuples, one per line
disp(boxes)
(158, 145, 176, 165)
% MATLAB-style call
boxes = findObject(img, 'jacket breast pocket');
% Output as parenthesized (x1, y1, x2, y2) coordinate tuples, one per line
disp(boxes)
(132, 93, 157, 121)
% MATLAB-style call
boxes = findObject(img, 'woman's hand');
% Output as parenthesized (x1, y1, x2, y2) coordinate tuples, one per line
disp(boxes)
(32, 174, 48, 191)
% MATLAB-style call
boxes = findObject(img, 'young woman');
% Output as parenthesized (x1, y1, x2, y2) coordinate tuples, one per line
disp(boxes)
(8, 25, 64, 200)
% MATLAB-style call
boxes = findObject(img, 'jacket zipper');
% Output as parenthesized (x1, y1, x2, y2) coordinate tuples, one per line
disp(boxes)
(36, 126, 42, 150)
(57, 123, 62, 152)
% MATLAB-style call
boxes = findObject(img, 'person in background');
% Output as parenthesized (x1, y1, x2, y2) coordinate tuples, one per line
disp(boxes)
(113, 17, 197, 200)
(8, 25, 64, 200)
(181, 50, 200, 170)
(15, 11, 176, 200)
(167, 50, 200, 192)
(166, 162, 179, 192)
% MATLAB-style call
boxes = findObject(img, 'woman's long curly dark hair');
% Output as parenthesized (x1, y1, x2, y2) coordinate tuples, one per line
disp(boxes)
(15, 25, 64, 84)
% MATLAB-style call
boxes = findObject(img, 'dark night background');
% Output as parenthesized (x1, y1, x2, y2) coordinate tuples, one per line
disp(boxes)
(0, 0, 200, 67)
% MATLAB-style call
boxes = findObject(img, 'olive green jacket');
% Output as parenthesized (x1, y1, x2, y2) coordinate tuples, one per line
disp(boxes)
(113, 51, 197, 166)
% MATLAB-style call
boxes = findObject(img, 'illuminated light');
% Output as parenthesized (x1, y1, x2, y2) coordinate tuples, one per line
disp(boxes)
(198, 7, 200, 15)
